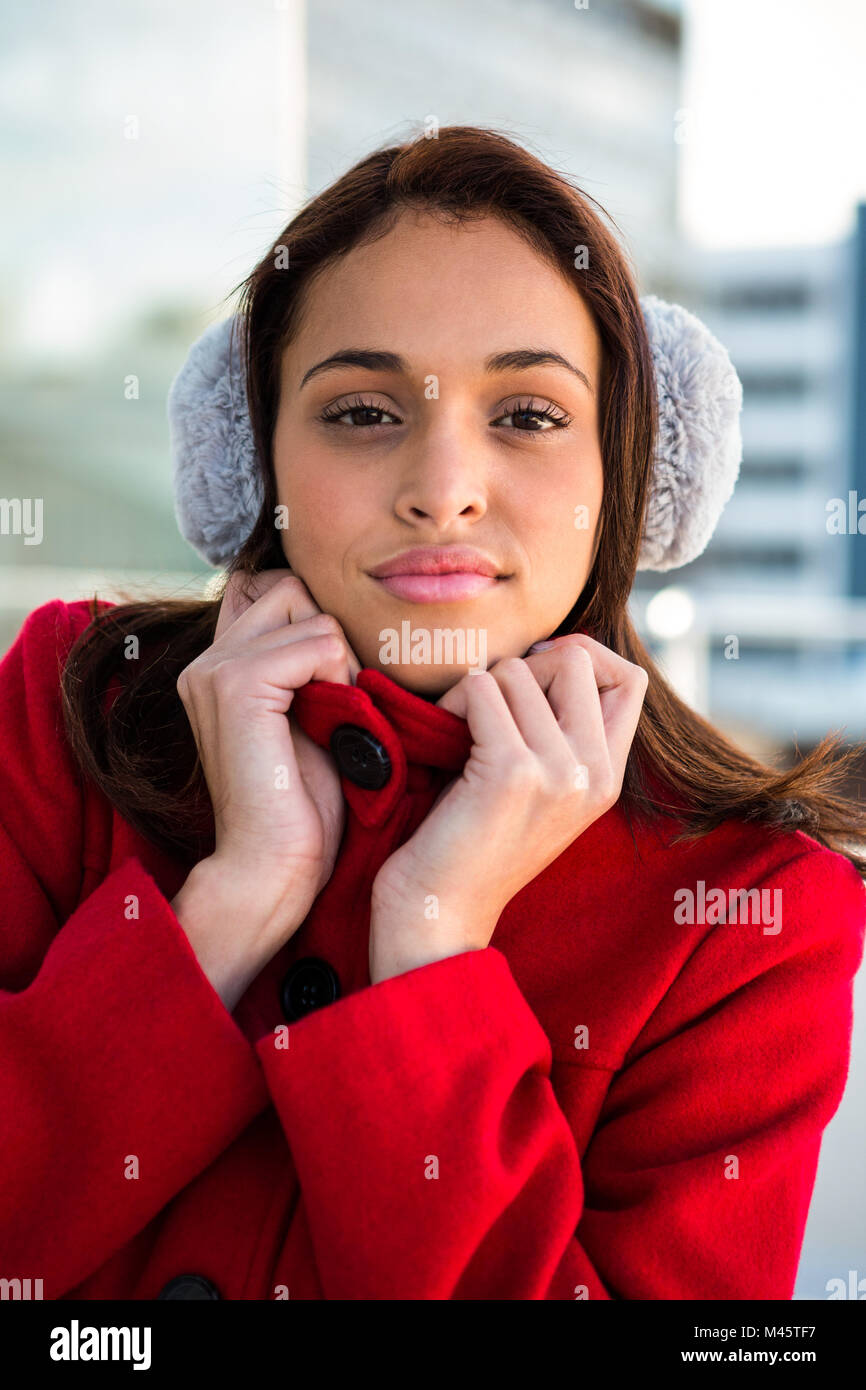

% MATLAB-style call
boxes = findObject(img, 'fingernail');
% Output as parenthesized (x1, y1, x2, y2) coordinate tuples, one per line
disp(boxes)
(529, 640, 555, 651)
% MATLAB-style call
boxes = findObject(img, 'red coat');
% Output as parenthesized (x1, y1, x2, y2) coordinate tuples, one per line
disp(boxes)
(2, 597, 864, 1301)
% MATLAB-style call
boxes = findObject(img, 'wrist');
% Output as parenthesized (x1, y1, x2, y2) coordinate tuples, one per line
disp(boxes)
(369, 894, 489, 983)
(171, 855, 307, 1010)
(170, 865, 256, 1012)
(369, 940, 483, 985)
(200, 851, 313, 933)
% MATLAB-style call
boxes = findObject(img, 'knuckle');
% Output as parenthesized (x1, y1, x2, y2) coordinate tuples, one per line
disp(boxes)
(176, 657, 202, 694)
(574, 759, 611, 802)
(316, 630, 346, 660)
(559, 642, 593, 664)
(312, 612, 342, 638)
(208, 658, 241, 694)
(553, 762, 581, 795)
(496, 656, 531, 679)
(278, 573, 309, 594)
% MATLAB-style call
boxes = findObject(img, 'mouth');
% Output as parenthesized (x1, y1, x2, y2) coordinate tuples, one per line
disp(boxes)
(366, 546, 510, 603)
(371, 572, 507, 603)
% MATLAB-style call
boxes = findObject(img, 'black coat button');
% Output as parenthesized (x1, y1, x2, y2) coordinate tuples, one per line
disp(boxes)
(330, 723, 392, 789)
(157, 1273, 220, 1300)
(280, 956, 341, 1022)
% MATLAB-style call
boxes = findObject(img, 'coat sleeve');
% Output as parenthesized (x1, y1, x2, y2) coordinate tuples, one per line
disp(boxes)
(0, 600, 270, 1299)
(255, 845, 866, 1300)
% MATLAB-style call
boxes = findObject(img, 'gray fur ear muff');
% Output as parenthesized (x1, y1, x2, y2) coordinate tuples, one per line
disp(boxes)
(167, 296, 743, 572)
(637, 294, 742, 572)
(167, 316, 263, 570)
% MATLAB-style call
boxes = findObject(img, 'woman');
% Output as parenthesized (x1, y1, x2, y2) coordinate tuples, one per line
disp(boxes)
(2, 126, 864, 1302)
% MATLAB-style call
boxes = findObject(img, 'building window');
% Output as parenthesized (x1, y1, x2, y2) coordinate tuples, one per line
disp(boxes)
(716, 284, 810, 312)
(740, 458, 806, 482)
(686, 545, 801, 570)
(737, 371, 808, 399)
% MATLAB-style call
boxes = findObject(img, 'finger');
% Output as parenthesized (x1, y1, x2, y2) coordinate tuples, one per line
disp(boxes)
(594, 670, 648, 778)
(475, 658, 574, 763)
(214, 568, 307, 642)
(216, 572, 362, 681)
(219, 633, 361, 715)
(447, 670, 530, 760)
(237, 575, 362, 680)
(527, 648, 612, 789)
(243, 614, 360, 684)
(522, 645, 607, 746)
(527, 633, 629, 691)
(443, 649, 614, 794)
(489, 650, 616, 796)
(527, 636, 647, 774)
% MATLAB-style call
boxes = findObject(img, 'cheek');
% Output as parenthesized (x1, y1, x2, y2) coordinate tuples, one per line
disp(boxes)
(518, 482, 599, 570)
(551, 455, 603, 566)
(277, 458, 355, 551)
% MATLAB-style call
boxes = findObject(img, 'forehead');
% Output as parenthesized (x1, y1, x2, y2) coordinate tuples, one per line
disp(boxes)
(286, 209, 601, 378)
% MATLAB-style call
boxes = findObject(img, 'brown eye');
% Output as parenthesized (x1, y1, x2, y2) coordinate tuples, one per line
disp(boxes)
(319, 396, 401, 428)
(492, 399, 571, 433)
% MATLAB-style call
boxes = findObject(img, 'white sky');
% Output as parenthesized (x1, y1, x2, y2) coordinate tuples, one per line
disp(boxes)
(680, 0, 866, 247)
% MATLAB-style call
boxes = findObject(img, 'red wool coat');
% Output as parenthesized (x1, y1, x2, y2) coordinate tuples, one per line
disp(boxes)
(1, 597, 864, 1301)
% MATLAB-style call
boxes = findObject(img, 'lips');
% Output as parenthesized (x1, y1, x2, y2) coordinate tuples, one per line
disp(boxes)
(368, 547, 501, 579)
(375, 572, 500, 602)
(367, 547, 507, 604)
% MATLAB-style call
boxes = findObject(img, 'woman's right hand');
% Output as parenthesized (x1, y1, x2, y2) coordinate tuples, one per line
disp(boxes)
(173, 569, 361, 1002)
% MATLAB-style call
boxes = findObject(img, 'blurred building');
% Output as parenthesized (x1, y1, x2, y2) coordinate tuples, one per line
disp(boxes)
(307, 0, 686, 293)
(633, 204, 866, 746)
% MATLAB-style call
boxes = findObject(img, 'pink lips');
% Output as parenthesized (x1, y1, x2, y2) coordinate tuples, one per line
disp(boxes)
(367, 546, 506, 604)
(375, 572, 499, 602)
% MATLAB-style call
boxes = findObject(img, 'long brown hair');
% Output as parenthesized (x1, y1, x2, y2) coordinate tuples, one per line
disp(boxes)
(59, 125, 866, 873)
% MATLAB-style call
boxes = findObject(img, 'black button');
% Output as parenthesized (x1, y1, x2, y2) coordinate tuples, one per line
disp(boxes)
(157, 1273, 220, 1300)
(330, 723, 392, 790)
(280, 956, 341, 1022)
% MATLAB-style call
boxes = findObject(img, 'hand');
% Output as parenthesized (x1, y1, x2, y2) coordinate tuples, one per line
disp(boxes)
(175, 568, 361, 980)
(369, 635, 648, 983)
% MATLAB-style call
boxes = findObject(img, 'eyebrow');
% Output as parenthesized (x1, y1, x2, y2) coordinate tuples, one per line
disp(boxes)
(298, 347, 593, 395)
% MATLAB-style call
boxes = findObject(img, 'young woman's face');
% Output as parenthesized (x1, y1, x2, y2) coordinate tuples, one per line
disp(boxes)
(272, 208, 604, 697)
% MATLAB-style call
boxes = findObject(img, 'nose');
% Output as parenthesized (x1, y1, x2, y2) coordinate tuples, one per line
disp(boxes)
(391, 411, 488, 528)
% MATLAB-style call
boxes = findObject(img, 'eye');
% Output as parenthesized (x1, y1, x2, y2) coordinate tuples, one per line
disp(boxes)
(318, 395, 402, 428)
(317, 393, 572, 435)
(492, 397, 572, 433)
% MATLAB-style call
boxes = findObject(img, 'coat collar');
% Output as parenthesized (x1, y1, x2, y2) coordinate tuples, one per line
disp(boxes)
(290, 668, 473, 828)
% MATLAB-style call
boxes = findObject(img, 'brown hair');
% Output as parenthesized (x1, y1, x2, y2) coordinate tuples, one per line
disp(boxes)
(59, 125, 866, 873)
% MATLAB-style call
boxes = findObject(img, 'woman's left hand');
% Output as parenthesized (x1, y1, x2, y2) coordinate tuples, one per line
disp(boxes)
(369, 635, 649, 983)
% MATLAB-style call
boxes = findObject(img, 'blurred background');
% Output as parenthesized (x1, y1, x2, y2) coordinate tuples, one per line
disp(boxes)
(1, 0, 864, 1297)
